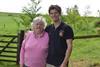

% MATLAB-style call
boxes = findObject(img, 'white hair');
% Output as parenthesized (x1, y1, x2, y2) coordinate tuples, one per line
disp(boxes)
(31, 16, 47, 30)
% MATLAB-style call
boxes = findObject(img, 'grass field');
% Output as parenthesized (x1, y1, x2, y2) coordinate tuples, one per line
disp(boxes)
(70, 38, 100, 67)
(0, 15, 18, 34)
(0, 12, 100, 67)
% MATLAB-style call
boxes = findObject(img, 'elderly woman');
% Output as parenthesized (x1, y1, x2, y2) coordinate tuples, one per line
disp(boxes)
(20, 16, 49, 67)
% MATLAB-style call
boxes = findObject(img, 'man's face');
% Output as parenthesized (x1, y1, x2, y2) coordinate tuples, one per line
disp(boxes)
(49, 9, 60, 22)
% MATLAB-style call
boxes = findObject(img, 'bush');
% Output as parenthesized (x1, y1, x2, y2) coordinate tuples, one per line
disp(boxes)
(95, 21, 100, 27)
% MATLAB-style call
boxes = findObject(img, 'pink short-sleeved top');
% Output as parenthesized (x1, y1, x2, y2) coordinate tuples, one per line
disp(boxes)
(20, 31, 49, 67)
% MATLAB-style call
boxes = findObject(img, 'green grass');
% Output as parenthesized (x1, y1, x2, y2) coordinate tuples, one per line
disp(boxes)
(72, 38, 100, 59)
(0, 62, 19, 67)
(0, 15, 18, 34)
(70, 38, 100, 67)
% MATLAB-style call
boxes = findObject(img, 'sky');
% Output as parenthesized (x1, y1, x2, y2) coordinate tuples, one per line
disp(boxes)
(0, 0, 100, 17)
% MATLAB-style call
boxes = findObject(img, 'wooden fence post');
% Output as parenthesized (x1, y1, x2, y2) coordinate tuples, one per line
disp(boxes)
(16, 30, 24, 64)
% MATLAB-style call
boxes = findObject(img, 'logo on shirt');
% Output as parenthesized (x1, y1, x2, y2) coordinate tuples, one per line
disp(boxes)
(59, 30, 64, 37)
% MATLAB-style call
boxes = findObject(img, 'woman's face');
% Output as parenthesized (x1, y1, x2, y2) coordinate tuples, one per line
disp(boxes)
(33, 21, 44, 34)
(49, 9, 60, 22)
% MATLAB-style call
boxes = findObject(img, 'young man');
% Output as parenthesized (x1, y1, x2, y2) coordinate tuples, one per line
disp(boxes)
(46, 5, 74, 67)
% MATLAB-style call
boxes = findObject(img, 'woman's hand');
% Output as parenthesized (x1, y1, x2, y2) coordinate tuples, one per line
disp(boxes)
(20, 64, 24, 67)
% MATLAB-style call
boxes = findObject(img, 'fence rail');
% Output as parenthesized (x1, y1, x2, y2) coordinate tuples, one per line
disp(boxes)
(0, 30, 24, 64)
(0, 41, 17, 43)
(0, 35, 17, 37)
(74, 34, 100, 39)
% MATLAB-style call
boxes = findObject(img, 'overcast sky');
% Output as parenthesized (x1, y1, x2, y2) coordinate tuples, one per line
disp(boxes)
(0, 0, 100, 16)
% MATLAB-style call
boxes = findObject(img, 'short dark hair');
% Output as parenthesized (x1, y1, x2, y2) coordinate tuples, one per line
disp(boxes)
(48, 5, 61, 15)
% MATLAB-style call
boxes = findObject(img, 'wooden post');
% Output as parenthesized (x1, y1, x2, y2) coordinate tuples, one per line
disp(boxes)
(16, 30, 24, 64)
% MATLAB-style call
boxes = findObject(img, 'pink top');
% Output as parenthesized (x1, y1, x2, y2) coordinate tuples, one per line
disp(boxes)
(20, 31, 49, 67)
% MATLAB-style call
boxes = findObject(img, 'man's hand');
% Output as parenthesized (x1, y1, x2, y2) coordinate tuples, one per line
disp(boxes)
(60, 62, 68, 67)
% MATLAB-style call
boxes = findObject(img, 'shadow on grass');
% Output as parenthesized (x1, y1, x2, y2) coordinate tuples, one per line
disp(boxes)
(71, 59, 100, 67)
(88, 62, 100, 67)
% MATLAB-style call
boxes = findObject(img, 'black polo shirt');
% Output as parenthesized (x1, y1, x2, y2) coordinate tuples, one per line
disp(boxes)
(45, 22, 74, 66)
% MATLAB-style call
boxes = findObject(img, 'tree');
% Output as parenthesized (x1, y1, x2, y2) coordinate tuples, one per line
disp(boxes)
(66, 5, 94, 35)
(13, 0, 41, 31)
(66, 5, 81, 34)
(83, 5, 93, 34)
(97, 10, 100, 17)
(84, 5, 91, 16)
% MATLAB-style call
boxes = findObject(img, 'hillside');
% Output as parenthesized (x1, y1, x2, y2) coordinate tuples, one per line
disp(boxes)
(0, 12, 20, 34)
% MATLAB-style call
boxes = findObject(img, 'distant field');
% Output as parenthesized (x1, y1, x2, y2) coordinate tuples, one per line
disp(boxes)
(0, 12, 22, 35)
(0, 15, 18, 34)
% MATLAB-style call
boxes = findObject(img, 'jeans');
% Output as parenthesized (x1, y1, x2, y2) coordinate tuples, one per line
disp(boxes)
(46, 61, 69, 67)
(24, 64, 28, 67)
(46, 64, 68, 67)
